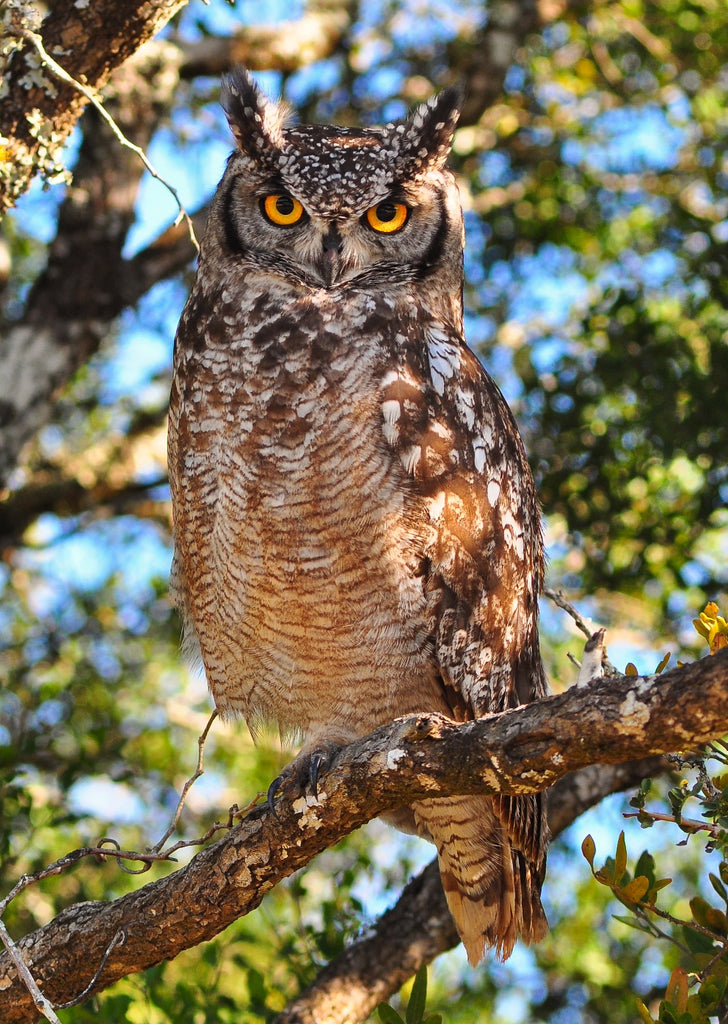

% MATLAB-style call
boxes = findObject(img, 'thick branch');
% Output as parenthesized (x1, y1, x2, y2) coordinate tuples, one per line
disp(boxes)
(0, 44, 184, 490)
(0, 410, 170, 551)
(1, 654, 726, 1022)
(0, 0, 187, 217)
(178, 0, 355, 77)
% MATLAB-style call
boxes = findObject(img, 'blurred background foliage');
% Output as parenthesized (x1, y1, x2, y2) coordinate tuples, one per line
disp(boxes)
(1, 0, 728, 1020)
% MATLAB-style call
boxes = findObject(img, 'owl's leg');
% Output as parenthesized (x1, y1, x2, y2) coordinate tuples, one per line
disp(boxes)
(267, 741, 342, 814)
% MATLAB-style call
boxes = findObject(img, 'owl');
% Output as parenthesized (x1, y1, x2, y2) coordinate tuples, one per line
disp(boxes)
(168, 66, 549, 965)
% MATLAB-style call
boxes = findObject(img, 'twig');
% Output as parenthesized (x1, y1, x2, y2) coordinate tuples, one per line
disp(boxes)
(544, 587, 618, 675)
(153, 797, 266, 859)
(152, 709, 219, 854)
(624, 809, 726, 839)
(0, 711, 225, 1020)
(544, 586, 594, 639)
(0, 706, 226, 1020)
(56, 929, 126, 1008)
(19, 28, 200, 253)
(0, 710, 221, 921)
(636, 898, 728, 950)
(629, 907, 693, 956)
(0, 918, 62, 1024)
(0, 845, 175, 919)
(697, 943, 728, 985)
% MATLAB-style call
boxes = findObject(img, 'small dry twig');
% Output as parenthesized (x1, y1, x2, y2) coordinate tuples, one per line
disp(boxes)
(545, 587, 618, 675)
(55, 929, 126, 1009)
(0, 710, 223, 1018)
(0, 919, 62, 1024)
(544, 586, 596, 639)
(18, 27, 200, 252)
(152, 709, 219, 853)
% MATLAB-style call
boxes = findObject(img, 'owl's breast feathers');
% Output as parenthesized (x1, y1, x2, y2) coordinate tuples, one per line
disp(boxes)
(169, 281, 548, 962)
(169, 286, 457, 734)
(170, 283, 546, 715)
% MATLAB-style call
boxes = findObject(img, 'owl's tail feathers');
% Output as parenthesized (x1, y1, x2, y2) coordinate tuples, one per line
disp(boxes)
(413, 795, 548, 966)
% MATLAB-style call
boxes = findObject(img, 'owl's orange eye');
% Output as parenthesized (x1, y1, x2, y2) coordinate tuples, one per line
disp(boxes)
(365, 201, 409, 234)
(262, 194, 305, 226)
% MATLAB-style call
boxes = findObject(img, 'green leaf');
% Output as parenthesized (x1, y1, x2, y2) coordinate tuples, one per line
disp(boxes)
(406, 967, 428, 1024)
(699, 974, 727, 1007)
(613, 914, 656, 935)
(620, 875, 650, 903)
(709, 871, 728, 902)
(635, 849, 656, 884)
(655, 651, 671, 673)
(689, 895, 724, 931)
(657, 1002, 680, 1024)
(378, 1003, 405, 1024)
(647, 877, 673, 902)
(668, 787, 686, 821)
(581, 834, 596, 869)
(615, 830, 628, 882)
(683, 923, 716, 954)
(636, 998, 657, 1024)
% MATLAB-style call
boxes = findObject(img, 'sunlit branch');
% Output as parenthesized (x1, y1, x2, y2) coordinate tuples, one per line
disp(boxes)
(18, 28, 199, 253)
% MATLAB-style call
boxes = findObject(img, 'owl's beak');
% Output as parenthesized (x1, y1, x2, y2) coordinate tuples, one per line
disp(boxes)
(320, 223, 343, 287)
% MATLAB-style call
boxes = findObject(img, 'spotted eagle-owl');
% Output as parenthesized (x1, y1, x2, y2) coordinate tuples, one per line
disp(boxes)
(168, 67, 548, 964)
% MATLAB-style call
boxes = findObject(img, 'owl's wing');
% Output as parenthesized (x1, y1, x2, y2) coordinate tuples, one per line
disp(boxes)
(380, 319, 548, 872)
(381, 321, 547, 713)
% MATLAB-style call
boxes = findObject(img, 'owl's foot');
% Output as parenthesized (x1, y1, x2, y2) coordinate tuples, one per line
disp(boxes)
(267, 743, 341, 815)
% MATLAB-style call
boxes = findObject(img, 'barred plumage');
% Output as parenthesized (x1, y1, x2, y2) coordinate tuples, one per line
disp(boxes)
(168, 66, 548, 964)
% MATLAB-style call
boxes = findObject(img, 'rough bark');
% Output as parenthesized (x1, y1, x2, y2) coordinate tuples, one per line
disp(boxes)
(0, 40, 189, 491)
(0, 0, 187, 218)
(0, 653, 726, 1023)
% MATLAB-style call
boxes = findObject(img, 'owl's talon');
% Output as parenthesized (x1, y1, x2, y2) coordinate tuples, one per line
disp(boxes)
(265, 744, 340, 816)
(266, 776, 283, 815)
(308, 747, 337, 797)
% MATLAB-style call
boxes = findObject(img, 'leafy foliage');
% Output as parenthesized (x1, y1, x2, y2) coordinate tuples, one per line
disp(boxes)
(378, 967, 443, 1024)
(582, 740, 728, 1022)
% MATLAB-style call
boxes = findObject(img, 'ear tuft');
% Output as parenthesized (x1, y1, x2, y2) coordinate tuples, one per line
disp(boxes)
(220, 66, 289, 162)
(387, 84, 464, 178)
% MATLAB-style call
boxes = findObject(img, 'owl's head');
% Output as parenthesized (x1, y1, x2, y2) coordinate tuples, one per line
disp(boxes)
(209, 67, 464, 318)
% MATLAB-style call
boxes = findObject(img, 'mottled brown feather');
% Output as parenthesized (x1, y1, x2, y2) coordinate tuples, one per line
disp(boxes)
(168, 66, 549, 965)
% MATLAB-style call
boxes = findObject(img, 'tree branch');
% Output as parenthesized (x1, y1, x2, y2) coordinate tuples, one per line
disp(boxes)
(0, 0, 187, 217)
(0, 42, 183, 490)
(177, 0, 356, 78)
(0, 407, 170, 551)
(1, 653, 726, 1023)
